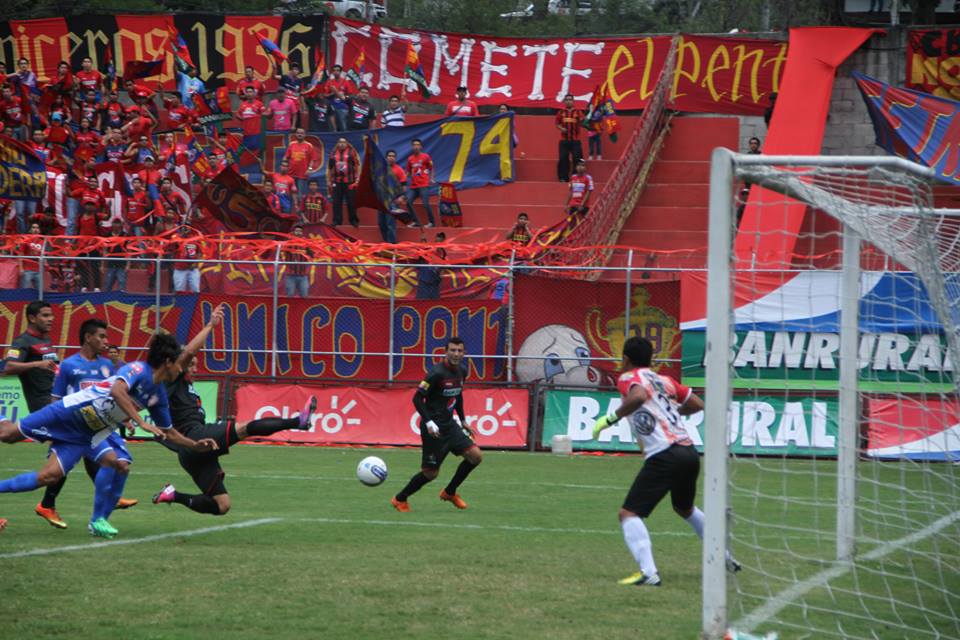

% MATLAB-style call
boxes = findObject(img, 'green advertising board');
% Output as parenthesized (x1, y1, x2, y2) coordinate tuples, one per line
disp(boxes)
(681, 330, 955, 393)
(542, 388, 839, 457)
(0, 378, 220, 437)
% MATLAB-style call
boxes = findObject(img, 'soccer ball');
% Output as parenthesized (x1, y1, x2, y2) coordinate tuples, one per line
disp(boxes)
(356, 456, 388, 486)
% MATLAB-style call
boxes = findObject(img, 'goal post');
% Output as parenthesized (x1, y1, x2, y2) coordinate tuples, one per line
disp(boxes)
(701, 149, 960, 639)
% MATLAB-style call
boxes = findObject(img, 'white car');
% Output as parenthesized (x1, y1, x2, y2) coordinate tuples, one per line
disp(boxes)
(322, 0, 388, 20)
(500, 0, 592, 18)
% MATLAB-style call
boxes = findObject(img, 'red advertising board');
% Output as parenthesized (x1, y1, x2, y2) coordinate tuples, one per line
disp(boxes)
(866, 397, 960, 461)
(331, 17, 786, 113)
(234, 383, 529, 448)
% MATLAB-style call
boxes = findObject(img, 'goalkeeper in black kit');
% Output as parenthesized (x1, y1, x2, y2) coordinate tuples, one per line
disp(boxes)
(391, 337, 483, 512)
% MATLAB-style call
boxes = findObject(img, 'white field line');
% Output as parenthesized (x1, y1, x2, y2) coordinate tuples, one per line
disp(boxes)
(0, 518, 281, 559)
(736, 509, 960, 633)
(295, 516, 677, 537)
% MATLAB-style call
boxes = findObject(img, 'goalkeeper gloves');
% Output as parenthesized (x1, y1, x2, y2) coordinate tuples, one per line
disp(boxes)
(425, 420, 440, 437)
(592, 412, 619, 440)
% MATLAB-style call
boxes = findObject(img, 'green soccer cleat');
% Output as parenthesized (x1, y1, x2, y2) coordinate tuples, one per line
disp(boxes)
(88, 518, 118, 539)
(617, 571, 661, 587)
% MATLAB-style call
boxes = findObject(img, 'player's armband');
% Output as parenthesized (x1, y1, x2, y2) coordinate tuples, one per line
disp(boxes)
(417, 380, 430, 392)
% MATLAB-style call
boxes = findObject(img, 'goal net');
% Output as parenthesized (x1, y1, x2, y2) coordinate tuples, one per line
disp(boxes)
(699, 151, 960, 640)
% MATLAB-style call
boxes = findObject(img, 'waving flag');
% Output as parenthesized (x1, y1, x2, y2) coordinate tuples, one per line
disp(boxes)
(123, 59, 164, 82)
(166, 22, 195, 72)
(183, 125, 216, 179)
(346, 48, 366, 90)
(585, 83, 621, 143)
(193, 88, 233, 125)
(438, 183, 463, 227)
(104, 44, 116, 92)
(854, 72, 960, 186)
(196, 166, 294, 234)
(404, 41, 430, 99)
(255, 34, 287, 65)
(303, 48, 328, 98)
(354, 136, 405, 211)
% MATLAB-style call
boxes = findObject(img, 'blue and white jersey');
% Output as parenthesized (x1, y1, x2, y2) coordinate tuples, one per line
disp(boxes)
(52, 353, 115, 399)
(61, 361, 173, 438)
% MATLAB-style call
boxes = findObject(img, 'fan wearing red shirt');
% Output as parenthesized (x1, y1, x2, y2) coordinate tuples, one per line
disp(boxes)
(0, 85, 27, 140)
(156, 178, 188, 223)
(405, 138, 436, 227)
(555, 93, 585, 182)
(261, 179, 283, 216)
(236, 66, 266, 99)
(271, 160, 299, 214)
(565, 159, 594, 218)
(75, 57, 104, 99)
(172, 227, 204, 293)
(234, 87, 266, 152)
(326, 137, 360, 227)
(19, 222, 44, 289)
(299, 178, 329, 224)
(324, 65, 353, 98)
(284, 128, 323, 195)
(137, 156, 164, 200)
(121, 109, 156, 140)
(44, 113, 75, 149)
(71, 175, 107, 213)
(162, 92, 195, 130)
(101, 91, 125, 130)
(75, 201, 107, 291)
(126, 176, 154, 235)
(378, 149, 408, 243)
(444, 86, 479, 117)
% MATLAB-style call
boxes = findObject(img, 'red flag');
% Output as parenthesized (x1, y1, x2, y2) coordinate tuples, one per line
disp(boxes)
(215, 86, 232, 113)
(254, 33, 287, 64)
(196, 166, 295, 234)
(438, 182, 463, 227)
(166, 21, 196, 70)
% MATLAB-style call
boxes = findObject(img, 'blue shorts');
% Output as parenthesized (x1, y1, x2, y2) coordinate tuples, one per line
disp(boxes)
(18, 402, 94, 446)
(44, 433, 130, 477)
(89, 432, 132, 464)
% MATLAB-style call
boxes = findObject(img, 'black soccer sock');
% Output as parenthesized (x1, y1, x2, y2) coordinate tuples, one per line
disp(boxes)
(40, 477, 67, 509)
(396, 472, 433, 502)
(83, 456, 100, 482)
(444, 460, 478, 495)
(172, 491, 222, 515)
(244, 417, 299, 437)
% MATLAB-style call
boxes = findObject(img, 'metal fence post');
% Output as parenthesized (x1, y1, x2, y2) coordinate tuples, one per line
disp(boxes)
(506, 249, 516, 383)
(271, 244, 282, 378)
(154, 252, 162, 332)
(38, 239, 47, 295)
(388, 256, 397, 382)
(624, 249, 634, 340)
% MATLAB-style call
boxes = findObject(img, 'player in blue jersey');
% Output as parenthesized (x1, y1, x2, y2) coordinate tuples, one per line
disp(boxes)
(48, 318, 138, 535)
(0, 332, 218, 538)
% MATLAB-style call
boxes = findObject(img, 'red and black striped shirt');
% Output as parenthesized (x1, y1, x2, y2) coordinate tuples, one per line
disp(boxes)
(555, 108, 584, 141)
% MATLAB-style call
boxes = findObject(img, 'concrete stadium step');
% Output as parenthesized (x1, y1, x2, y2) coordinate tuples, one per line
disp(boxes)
(620, 206, 708, 232)
(648, 160, 711, 184)
(513, 158, 619, 181)
(657, 116, 740, 162)
(457, 180, 602, 205)
(638, 184, 710, 208)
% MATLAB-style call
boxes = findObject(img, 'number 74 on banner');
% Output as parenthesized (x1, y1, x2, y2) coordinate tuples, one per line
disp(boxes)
(440, 118, 514, 183)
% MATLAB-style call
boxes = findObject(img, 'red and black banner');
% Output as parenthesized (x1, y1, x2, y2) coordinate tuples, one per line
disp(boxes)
(906, 28, 960, 101)
(0, 14, 326, 93)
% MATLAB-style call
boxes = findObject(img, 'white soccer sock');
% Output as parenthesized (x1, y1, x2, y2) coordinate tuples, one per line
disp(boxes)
(687, 506, 736, 564)
(621, 516, 658, 576)
(686, 506, 705, 539)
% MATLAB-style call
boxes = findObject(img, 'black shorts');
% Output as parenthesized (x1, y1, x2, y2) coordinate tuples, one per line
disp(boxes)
(178, 450, 227, 497)
(420, 419, 476, 470)
(163, 421, 235, 458)
(622, 444, 700, 518)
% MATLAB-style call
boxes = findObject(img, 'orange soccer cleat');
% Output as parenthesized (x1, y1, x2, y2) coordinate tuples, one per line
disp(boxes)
(390, 497, 410, 513)
(115, 497, 139, 509)
(35, 504, 67, 529)
(439, 489, 467, 510)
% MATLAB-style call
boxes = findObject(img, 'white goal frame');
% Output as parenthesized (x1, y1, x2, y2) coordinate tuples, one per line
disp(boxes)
(700, 149, 955, 639)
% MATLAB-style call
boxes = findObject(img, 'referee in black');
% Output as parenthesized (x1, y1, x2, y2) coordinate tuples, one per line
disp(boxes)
(391, 337, 483, 512)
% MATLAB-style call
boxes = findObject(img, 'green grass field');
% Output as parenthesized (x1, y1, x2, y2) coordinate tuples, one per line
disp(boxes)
(1, 443, 958, 639)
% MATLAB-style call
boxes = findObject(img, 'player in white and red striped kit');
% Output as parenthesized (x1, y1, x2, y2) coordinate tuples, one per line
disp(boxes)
(593, 336, 741, 586)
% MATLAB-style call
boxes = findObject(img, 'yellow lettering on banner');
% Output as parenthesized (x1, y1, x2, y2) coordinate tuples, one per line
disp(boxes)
(636, 38, 656, 101)
(143, 28, 173, 84)
(281, 23, 313, 79)
(440, 120, 475, 184)
(731, 44, 764, 103)
(190, 22, 213, 82)
(116, 29, 145, 73)
(672, 36, 700, 100)
(15, 27, 30, 72)
(216, 24, 246, 83)
(74, 30, 109, 68)
(0, 166, 47, 200)
(940, 57, 960, 86)
(32, 33, 55, 84)
(605, 45, 636, 102)
(763, 42, 788, 94)
(702, 44, 730, 102)
(0, 304, 18, 346)
(479, 116, 513, 181)
(0, 34, 16, 68)
(910, 54, 938, 87)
